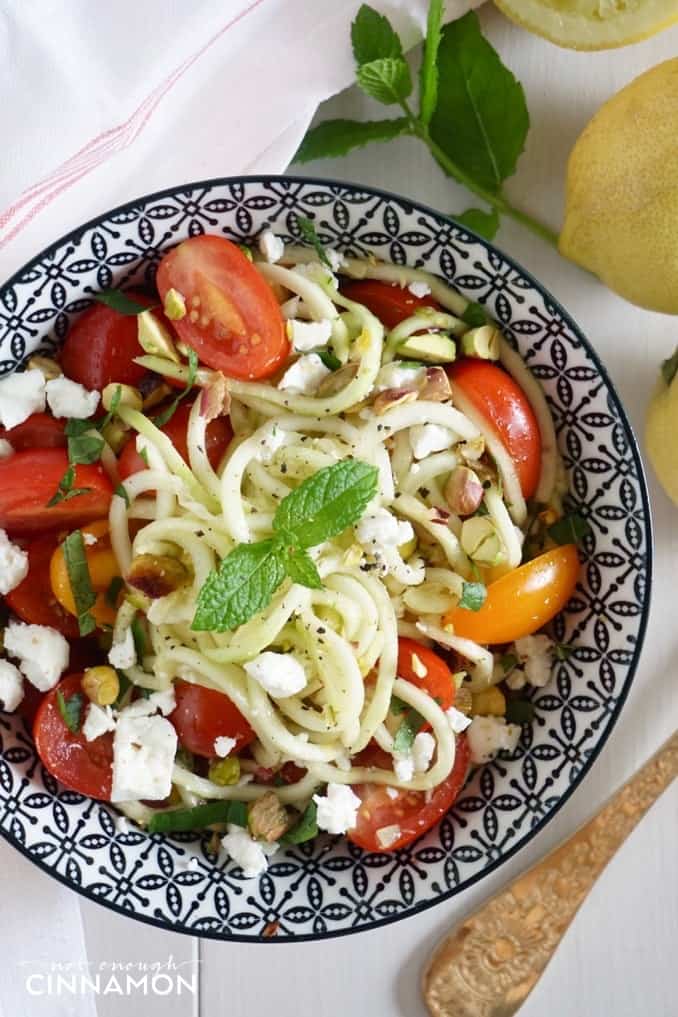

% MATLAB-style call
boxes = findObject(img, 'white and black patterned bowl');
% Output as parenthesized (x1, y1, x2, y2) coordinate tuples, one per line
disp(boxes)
(0, 177, 651, 942)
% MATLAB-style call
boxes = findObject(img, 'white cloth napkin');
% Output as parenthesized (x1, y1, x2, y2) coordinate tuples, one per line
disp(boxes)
(0, 1, 480, 1011)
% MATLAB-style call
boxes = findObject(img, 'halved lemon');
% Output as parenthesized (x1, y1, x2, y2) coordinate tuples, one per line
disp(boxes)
(493, 0, 678, 50)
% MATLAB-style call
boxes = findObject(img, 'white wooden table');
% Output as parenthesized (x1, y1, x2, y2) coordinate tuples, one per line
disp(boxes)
(13, 8, 678, 1016)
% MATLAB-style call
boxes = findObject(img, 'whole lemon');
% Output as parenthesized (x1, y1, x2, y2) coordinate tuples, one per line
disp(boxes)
(560, 59, 678, 314)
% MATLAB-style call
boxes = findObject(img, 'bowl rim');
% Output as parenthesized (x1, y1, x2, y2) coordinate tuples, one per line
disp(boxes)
(0, 173, 654, 943)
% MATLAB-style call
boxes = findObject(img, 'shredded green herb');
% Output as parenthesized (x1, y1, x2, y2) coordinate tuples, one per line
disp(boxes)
(57, 689, 83, 734)
(147, 800, 248, 834)
(62, 530, 96, 635)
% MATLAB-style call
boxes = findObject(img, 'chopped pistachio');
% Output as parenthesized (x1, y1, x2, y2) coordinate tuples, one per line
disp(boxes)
(444, 466, 484, 517)
(208, 757, 241, 787)
(460, 325, 501, 361)
(460, 516, 504, 565)
(82, 666, 119, 707)
(247, 790, 289, 843)
(126, 554, 191, 599)
(454, 686, 473, 715)
(138, 309, 180, 362)
(471, 685, 506, 717)
(27, 354, 62, 381)
(101, 419, 130, 453)
(398, 332, 457, 364)
(162, 288, 187, 321)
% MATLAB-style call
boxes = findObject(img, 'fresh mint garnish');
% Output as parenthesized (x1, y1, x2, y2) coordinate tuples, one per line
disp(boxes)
(94, 290, 150, 316)
(393, 707, 426, 753)
(454, 207, 500, 241)
(295, 118, 408, 163)
(282, 800, 318, 844)
(57, 689, 84, 734)
(61, 530, 96, 636)
(46, 465, 92, 507)
(419, 0, 443, 128)
(193, 459, 378, 632)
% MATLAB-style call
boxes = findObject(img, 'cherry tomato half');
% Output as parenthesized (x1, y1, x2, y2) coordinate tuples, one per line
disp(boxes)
(5, 534, 80, 637)
(0, 449, 113, 535)
(59, 292, 155, 390)
(118, 400, 232, 480)
(448, 360, 541, 500)
(156, 236, 288, 380)
(348, 734, 470, 852)
(169, 680, 255, 758)
(34, 674, 114, 799)
(0, 412, 66, 450)
(341, 280, 440, 328)
(397, 638, 455, 727)
(445, 544, 580, 645)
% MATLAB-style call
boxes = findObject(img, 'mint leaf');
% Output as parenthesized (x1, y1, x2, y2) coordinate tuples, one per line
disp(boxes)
(393, 707, 425, 753)
(296, 216, 331, 269)
(357, 58, 412, 106)
(419, 0, 444, 127)
(429, 12, 529, 193)
(390, 695, 409, 716)
(62, 530, 97, 636)
(67, 431, 105, 465)
(273, 459, 378, 549)
(98, 384, 122, 431)
(105, 575, 124, 608)
(313, 348, 341, 372)
(548, 513, 590, 546)
(461, 301, 487, 328)
(661, 347, 678, 387)
(114, 483, 130, 507)
(294, 117, 409, 164)
(282, 801, 318, 845)
(153, 348, 198, 427)
(351, 4, 402, 65)
(57, 689, 83, 734)
(95, 290, 149, 316)
(285, 549, 322, 590)
(455, 207, 500, 241)
(192, 540, 287, 632)
(148, 800, 247, 834)
(459, 581, 487, 612)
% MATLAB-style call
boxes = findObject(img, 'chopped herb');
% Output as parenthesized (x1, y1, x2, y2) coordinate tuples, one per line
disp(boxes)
(458, 581, 487, 611)
(139, 446, 150, 467)
(282, 800, 318, 844)
(553, 643, 574, 661)
(46, 465, 92, 507)
(57, 689, 83, 734)
(296, 215, 331, 269)
(105, 576, 124, 608)
(505, 698, 535, 725)
(130, 616, 147, 659)
(114, 483, 130, 507)
(113, 671, 132, 709)
(390, 695, 408, 716)
(393, 707, 426, 752)
(314, 348, 342, 371)
(147, 800, 248, 834)
(67, 431, 105, 466)
(94, 290, 150, 316)
(548, 513, 591, 546)
(62, 530, 96, 635)
(98, 384, 122, 431)
(500, 652, 518, 673)
(153, 348, 198, 427)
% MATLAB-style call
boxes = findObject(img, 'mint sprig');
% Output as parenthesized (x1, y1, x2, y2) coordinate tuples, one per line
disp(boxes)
(193, 459, 378, 632)
(62, 530, 97, 635)
(294, 5, 557, 249)
(57, 689, 84, 734)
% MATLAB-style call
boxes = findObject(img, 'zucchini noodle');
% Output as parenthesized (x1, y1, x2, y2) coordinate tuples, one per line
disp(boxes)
(104, 244, 564, 831)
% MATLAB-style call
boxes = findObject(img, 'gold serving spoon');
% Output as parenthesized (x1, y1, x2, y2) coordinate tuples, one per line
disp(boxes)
(423, 730, 678, 1017)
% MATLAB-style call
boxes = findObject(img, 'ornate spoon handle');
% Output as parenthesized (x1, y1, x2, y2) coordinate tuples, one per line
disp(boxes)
(423, 730, 678, 1017)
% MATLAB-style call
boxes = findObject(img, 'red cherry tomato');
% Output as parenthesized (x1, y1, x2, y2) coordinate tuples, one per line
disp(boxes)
(156, 236, 289, 380)
(445, 544, 580, 644)
(341, 280, 440, 328)
(33, 674, 114, 800)
(0, 413, 66, 450)
(348, 734, 470, 852)
(5, 534, 80, 637)
(448, 360, 541, 499)
(0, 449, 113, 535)
(169, 680, 255, 758)
(397, 638, 456, 727)
(59, 292, 155, 390)
(118, 400, 232, 480)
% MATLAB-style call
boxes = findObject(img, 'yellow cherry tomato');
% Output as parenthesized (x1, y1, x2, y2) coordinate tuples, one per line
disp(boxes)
(50, 519, 120, 628)
(445, 544, 580, 645)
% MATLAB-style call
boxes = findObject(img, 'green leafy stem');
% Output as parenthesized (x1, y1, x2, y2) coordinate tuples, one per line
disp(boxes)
(294, 3, 559, 249)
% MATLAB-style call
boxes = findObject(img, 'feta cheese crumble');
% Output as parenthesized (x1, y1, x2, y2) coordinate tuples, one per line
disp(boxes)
(110, 711, 178, 802)
(467, 716, 521, 765)
(287, 318, 333, 353)
(376, 824, 402, 849)
(83, 532, 98, 547)
(214, 735, 236, 758)
(412, 731, 436, 773)
(0, 660, 24, 712)
(0, 439, 14, 458)
(446, 706, 472, 734)
(221, 824, 276, 878)
(257, 229, 285, 264)
(0, 369, 46, 430)
(45, 376, 99, 419)
(408, 280, 432, 298)
(326, 249, 346, 272)
(258, 424, 288, 464)
(514, 634, 554, 688)
(83, 703, 117, 742)
(124, 687, 176, 719)
(313, 783, 361, 835)
(355, 507, 414, 551)
(244, 651, 307, 699)
(4, 621, 69, 691)
(108, 628, 136, 670)
(277, 353, 330, 394)
(0, 528, 29, 595)
(393, 755, 414, 783)
(409, 423, 456, 460)
(374, 362, 425, 393)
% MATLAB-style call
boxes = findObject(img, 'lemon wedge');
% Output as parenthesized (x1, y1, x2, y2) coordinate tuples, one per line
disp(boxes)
(493, 0, 678, 50)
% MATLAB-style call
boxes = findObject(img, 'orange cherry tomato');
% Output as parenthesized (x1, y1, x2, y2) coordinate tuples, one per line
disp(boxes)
(50, 520, 121, 628)
(34, 673, 114, 800)
(448, 360, 542, 500)
(397, 638, 455, 729)
(169, 680, 255, 758)
(341, 279, 440, 328)
(156, 236, 289, 380)
(348, 734, 470, 852)
(0, 449, 113, 535)
(445, 544, 580, 645)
